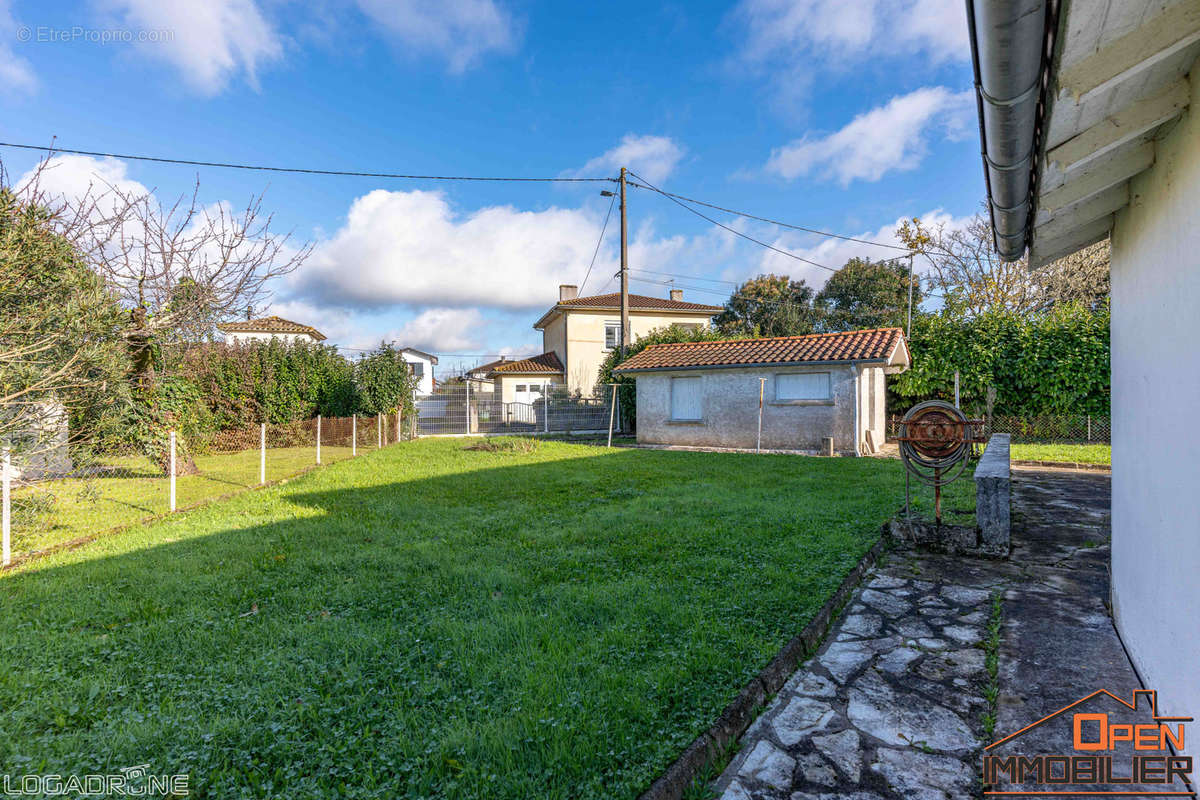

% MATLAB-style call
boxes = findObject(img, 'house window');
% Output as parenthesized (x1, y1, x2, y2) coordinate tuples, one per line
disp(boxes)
(670, 376, 703, 421)
(776, 372, 831, 401)
(409, 361, 424, 378)
(515, 384, 527, 393)
(604, 322, 621, 350)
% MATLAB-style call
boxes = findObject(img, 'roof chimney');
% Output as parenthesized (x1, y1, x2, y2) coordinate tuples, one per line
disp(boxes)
(559, 284, 578, 302)
(669, 289, 683, 302)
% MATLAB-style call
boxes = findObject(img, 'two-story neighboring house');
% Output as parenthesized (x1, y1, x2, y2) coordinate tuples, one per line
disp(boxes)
(487, 285, 722, 401)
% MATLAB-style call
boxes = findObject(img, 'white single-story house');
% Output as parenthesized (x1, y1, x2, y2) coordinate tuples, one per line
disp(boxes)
(217, 315, 327, 346)
(613, 328, 910, 454)
(398, 347, 439, 396)
(967, 0, 1200, 719)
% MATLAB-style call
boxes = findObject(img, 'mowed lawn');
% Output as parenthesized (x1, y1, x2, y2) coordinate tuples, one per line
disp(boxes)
(1009, 443, 1111, 465)
(10, 446, 355, 557)
(1, 438, 916, 799)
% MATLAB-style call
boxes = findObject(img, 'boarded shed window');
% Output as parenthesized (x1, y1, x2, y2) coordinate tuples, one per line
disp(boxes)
(776, 372, 830, 401)
(670, 376, 703, 420)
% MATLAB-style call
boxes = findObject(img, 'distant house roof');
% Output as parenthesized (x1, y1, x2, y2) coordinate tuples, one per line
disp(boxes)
(613, 328, 909, 374)
(218, 315, 327, 342)
(468, 356, 512, 376)
(487, 351, 565, 376)
(534, 292, 723, 329)
(399, 347, 439, 365)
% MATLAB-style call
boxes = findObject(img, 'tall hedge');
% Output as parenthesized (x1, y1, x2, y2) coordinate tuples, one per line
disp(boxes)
(892, 302, 1110, 416)
(175, 339, 358, 428)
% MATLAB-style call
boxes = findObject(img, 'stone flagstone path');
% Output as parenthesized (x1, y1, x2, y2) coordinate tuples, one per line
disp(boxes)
(713, 468, 1131, 800)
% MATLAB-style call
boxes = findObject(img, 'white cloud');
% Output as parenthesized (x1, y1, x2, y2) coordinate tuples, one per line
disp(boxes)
(735, 0, 967, 67)
(0, 0, 36, 93)
(99, 0, 283, 94)
(294, 189, 615, 311)
(765, 87, 973, 185)
(387, 308, 487, 353)
(355, 0, 518, 73)
(573, 134, 686, 184)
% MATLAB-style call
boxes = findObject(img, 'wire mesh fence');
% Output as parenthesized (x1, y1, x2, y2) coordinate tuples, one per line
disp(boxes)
(414, 385, 621, 436)
(1, 413, 408, 567)
(888, 412, 1111, 444)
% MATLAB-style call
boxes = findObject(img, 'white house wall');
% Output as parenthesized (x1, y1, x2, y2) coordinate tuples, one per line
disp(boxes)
(223, 332, 319, 346)
(632, 365, 862, 453)
(1108, 60, 1199, 720)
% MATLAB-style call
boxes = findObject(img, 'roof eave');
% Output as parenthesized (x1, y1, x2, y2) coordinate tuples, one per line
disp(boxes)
(614, 357, 891, 375)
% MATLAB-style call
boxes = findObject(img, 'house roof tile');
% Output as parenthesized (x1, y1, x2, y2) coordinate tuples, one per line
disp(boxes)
(487, 351, 564, 376)
(613, 328, 907, 373)
(218, 315, 327, 341)
(534, 292, 723, 328)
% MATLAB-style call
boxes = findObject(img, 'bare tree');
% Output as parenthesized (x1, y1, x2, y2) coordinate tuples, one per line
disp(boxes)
(12, 156, 312, 474)
(1031, 239, 1109, 310)
(897, 209, 1110, 316)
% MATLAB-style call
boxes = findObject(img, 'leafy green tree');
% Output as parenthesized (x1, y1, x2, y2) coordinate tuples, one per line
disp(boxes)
(815, 257, 922, 332)
(355, 343, 417, 418)
(0, 186, 129, 461)
(715, 274, 818, 337)
(597, 324, 737, 429)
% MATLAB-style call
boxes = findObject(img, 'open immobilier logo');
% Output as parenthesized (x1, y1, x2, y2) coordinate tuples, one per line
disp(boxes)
(983, 689, 1195, 796)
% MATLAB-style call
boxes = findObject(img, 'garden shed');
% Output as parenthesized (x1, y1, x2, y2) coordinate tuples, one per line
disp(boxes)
(613, 328, 910, 454)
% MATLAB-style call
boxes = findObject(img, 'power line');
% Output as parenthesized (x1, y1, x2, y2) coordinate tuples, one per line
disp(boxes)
(579, 190, 617, 294)
(626, 170, 838, 273)
(0, 141, 616, 183)
(624, 179, 912, 252)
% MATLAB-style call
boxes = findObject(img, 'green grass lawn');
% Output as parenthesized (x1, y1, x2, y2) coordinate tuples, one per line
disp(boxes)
(1, 439, 931, 799)
(1009, 443, 1111, 465)
(10, 446, 356, 557)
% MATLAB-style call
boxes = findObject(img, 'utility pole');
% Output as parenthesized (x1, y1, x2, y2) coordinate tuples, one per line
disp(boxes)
(906, 253, 914, 339)
(619, 166, 630, 355)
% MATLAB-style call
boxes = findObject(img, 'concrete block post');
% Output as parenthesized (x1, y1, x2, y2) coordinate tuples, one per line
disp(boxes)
(975, 433, 1012, 555)
(2, 448, 10, 567)
(168, 431, 177, 512)
(316, 414, 322, 465)
(377, 413, 382, 448)
(260, 423, 266, 485)
(352, 414, 357, 457)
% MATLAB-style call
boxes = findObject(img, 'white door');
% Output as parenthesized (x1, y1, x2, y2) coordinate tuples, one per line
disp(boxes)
(513, 382, 545, 405)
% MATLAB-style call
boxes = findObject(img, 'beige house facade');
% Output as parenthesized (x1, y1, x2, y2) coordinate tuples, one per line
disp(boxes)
(504, 285, 722, 398)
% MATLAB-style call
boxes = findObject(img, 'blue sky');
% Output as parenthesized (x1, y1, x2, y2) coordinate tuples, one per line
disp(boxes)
(1, 0, 984, 374)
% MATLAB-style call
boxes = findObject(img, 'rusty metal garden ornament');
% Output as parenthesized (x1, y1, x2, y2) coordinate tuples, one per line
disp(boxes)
(897, 400, 986, 523)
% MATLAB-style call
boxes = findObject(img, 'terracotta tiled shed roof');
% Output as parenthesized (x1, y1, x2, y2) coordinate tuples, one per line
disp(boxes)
(613, 328, 907, 373)
(487, 351, 564, 376)
(218, 315, 327, 341)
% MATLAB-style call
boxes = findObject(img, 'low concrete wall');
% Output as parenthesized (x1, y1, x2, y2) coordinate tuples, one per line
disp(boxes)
(975, 433, 1011, 554)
